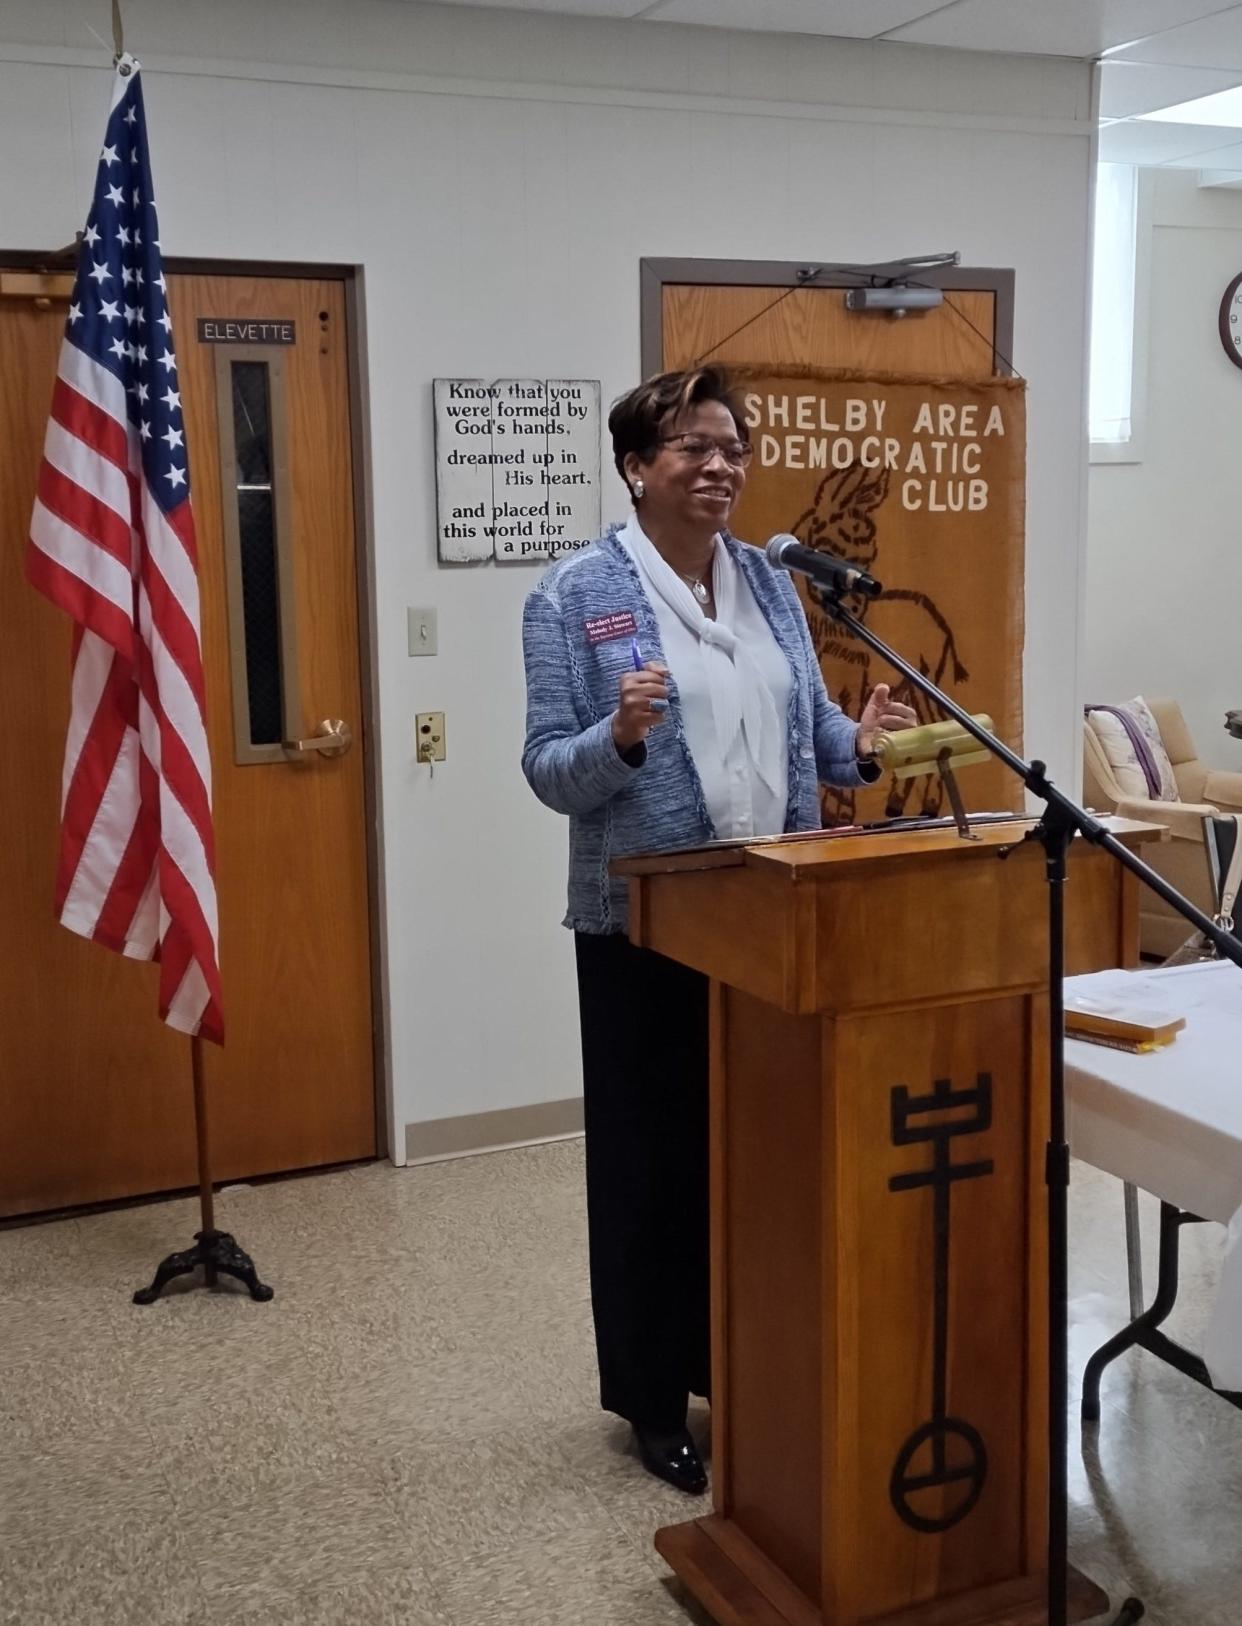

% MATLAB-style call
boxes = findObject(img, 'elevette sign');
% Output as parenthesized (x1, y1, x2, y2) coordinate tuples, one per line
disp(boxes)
(196, 319, 296, 345)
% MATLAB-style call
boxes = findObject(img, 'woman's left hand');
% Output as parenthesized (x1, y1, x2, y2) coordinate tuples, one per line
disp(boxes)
(856, 683, 918, 756)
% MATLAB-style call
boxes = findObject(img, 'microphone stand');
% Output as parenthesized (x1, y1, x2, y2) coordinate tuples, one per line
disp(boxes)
(809, 582, 1242, 1626)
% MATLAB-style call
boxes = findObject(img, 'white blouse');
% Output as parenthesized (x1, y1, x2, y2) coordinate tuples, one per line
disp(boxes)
(620, 518, 791, 840)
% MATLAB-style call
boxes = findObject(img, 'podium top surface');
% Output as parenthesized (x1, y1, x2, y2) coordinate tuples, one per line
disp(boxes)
(612, 815, 1164, 880)
(617, 816, 1162, 1010)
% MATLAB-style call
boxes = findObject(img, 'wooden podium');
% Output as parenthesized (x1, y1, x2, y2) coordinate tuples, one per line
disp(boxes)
(615, 818, 1160, 1626)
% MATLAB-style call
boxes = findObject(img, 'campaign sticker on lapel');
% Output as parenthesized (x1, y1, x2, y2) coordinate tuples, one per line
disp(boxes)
(584, 611, 638, 646)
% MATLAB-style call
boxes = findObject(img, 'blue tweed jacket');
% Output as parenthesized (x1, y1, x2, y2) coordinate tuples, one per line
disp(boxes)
(521, 523, 873, 934)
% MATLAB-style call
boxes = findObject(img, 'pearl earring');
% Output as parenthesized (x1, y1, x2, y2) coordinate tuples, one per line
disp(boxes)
(633, 478, 645, 500)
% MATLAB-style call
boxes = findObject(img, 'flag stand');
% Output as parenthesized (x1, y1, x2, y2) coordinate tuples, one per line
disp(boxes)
(132, 1036, 273, 1305)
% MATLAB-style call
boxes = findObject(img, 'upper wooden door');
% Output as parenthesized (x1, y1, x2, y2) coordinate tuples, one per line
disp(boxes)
(0, 270, 376, 1218)
(659, 280, 1000, 379)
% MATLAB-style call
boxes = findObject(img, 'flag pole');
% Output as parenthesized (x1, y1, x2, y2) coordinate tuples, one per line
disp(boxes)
(191, 1036, 216, 1281)
(132, 1037, 274, 1304)
(16, 42, 269, 1309)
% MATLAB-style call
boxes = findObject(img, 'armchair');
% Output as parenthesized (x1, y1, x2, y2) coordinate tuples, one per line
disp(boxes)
(1083, 699, 1242, 957)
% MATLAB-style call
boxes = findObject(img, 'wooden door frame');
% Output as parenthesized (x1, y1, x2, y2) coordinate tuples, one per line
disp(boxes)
(0, 250, 390, 1163)
(639, 257, 1016, 380)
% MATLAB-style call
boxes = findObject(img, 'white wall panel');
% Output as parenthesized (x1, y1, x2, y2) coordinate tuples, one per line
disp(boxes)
(0, 0, 1095, 1141)
(1087, 170, 1242, 769)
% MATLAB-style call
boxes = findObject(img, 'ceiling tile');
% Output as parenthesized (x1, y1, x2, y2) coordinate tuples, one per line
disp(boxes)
(1165, 136, 1242, 166)
(885, 0, 1237, 59)
(1097, 117, 1242, 163)
(417, 0, 647, 14)
(642, 0, 944, 35)
(1108, 5, 1242, 69)
(1100, 61, 1242, 118)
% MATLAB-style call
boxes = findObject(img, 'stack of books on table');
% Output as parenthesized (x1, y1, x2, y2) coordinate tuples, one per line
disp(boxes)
(1064, 994, 1186, 1054)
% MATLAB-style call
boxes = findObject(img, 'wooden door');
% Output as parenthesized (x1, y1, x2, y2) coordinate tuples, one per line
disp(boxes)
(0, 270, 376, 1218)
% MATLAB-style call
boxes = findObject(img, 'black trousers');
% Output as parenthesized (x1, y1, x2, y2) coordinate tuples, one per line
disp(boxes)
(574, 930, 710, 1432)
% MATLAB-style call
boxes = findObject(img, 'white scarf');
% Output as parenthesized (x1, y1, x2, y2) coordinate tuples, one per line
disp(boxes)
(624, 520, 784, 798)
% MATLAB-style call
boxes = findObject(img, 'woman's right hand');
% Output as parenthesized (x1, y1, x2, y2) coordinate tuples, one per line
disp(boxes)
(612, 662, 670, 752)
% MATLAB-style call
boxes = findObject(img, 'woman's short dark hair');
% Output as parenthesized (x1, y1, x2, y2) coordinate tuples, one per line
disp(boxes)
(608, 366, 748, 495)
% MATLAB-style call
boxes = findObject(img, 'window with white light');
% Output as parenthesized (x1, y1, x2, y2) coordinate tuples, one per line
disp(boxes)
(1089, 163, 1139, 446)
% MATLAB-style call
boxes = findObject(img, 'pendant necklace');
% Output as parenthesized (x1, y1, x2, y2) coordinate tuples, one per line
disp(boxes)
(681, 572, 711, 605)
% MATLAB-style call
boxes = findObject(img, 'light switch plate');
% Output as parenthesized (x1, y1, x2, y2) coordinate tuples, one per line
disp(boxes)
(408, 606, 438, 656)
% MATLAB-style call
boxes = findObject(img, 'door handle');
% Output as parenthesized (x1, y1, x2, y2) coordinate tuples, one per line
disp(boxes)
(284, 719, 352, 758)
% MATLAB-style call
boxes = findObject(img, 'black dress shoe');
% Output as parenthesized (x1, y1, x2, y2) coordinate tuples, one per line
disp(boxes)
(633, 1425, 708, 1495)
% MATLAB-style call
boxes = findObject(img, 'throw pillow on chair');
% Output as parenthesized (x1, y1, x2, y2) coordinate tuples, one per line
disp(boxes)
(1084, 697, 1180, 802)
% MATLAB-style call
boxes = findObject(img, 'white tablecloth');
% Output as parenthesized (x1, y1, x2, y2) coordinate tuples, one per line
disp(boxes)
(1066, 959, 1242, 1387)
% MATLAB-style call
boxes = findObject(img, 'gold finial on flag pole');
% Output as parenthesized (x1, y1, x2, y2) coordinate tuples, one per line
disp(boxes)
(111, 0, 127, 68)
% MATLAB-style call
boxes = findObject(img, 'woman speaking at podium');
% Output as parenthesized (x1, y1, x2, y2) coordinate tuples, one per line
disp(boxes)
(521, 366, 914, 1494)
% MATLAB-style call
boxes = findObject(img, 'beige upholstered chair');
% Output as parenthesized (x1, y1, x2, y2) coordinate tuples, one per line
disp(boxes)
(1083, 699, 1242, 957)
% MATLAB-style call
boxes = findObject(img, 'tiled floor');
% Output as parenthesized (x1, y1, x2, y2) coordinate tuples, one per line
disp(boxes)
(0, 1143, 1238, 1625)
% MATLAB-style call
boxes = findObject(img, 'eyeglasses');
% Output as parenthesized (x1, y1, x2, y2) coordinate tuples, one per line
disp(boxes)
(654, 433, 753, 468)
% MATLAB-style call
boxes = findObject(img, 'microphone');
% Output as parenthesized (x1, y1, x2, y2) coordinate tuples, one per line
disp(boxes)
(764, 534, 883, 599)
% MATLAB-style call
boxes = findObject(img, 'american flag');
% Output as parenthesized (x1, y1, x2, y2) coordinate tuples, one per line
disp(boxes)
(26, 54, 223, 1044)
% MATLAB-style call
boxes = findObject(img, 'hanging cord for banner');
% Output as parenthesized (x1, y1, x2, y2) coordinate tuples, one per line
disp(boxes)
(909, 280, 1026, 383)
(691, 265, 865, 368)
(945, 293, 1021, 380)
(690, 264, 1027, 385)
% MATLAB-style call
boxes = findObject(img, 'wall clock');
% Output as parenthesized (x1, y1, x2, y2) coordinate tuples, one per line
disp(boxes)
(1220, 272, 1242, 369)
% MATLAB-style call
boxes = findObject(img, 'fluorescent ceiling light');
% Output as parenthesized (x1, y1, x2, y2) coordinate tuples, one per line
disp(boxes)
(1139, 85, 1242, 128)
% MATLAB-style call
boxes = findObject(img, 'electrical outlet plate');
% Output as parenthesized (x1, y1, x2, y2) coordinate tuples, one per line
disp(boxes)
(416, 712, 446, 762)
(407, 606, 437, 656)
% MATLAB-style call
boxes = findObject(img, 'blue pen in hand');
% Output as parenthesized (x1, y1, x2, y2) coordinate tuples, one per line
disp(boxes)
(631, 638, 668, 711)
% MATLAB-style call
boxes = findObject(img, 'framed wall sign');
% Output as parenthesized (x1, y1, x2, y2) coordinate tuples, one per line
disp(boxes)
(433, 378, 602, 564)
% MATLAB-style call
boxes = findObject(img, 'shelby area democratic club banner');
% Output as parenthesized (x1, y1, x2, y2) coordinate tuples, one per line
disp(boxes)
(727, 367, 1027, 826)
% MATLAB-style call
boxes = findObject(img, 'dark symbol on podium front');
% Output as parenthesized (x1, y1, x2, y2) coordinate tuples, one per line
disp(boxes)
(887, 1074, 994, 1535)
